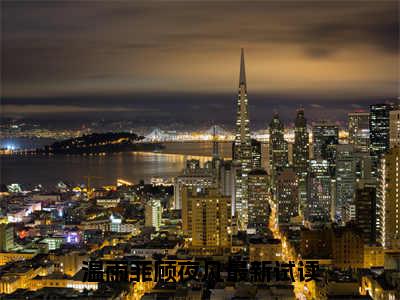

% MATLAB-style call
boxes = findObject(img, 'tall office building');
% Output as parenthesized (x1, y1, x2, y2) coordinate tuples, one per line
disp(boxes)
(355, 153, 376, 181)
(293, 108, 309, 173)
(182, 188, 231, 250)
(233, 49, 252, 230)
(174, 159, 215, 209)
(312, 122, 339, 176)
(369, 103, 393, 157)
(355, 186, 377, 245)
(247, 169, 270, 233)
(348, 111, 370, 153)
(389, 109, 400, 148)
(217, 161, 232, 195)
(378, 147, 400, 249)
(293, 109, 309, 215)
(145, 199, 162, 231)
(306, 160, 333, 222)
(335, 144, 356, 222)
(276, 167, 299, 225)
(217, 160, 237, 218)
(269, 112, 288, 177)
(251, 139, 262, 170)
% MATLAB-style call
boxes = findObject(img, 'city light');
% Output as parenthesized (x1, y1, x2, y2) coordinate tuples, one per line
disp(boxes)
(0, 1, 398, 299)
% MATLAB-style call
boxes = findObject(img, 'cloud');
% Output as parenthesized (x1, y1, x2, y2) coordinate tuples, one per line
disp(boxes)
(304, 47, 336, 59)
(310, 104, 323, 109)
(1, 105, 156, 115)
(1, 0, 398, 113)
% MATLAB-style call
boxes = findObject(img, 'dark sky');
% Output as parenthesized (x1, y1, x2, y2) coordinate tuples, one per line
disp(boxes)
(1, 1, 399, 128)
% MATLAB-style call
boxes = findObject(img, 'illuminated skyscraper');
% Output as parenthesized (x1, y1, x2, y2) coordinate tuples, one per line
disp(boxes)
(378, 147, 400, 249)
(248, 169, 270, 233)
(348, 111, 370, 153)
(145, 199, 162, 231)
(312, 122, 338, 176)
(218, 161, 235, 198)
(182, 187, 231, 252)
(268, 112, 288, 177)
(233, 49, 252, 230)
(293, 109, 309, 214)
(174, 160, 215, 209)
(306, 160, 333, 222)
(335, 144, 356, 222)
(355, 186, 377, 245)
(276, 167, 299, 225)
(251, 139, 262, 170)
(389, 109, 400, 148)
(369, 103, 393, 157)
(293, 108, 309, 173)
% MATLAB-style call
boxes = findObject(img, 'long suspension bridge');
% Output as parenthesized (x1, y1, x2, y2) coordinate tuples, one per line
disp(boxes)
(141, 125, 239, 142)
(140, 126, 270, 143)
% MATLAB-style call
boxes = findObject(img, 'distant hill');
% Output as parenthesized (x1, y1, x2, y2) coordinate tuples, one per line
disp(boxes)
(39, 132, 163, 154)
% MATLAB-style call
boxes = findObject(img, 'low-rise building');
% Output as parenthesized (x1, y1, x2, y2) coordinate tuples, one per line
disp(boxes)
(248, 236, 282, 262)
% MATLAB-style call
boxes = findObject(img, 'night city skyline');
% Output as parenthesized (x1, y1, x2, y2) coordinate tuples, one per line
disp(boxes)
(0, 1, 399, 300)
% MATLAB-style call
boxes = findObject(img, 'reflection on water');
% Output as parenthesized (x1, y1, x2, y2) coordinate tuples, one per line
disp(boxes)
(134, 151, 213, 164)
(0, 142, 233, 188)
(159, 141, 232, 159)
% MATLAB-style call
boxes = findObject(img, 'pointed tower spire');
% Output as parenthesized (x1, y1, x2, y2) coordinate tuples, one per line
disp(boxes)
(239, 48, 246, 86)
(234, 48, 251, 231)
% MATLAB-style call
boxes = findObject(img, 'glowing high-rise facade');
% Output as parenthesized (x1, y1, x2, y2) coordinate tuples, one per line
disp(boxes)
(378, 147, 400, 249)
(335, 144, 356, 222)
(182, 187, 231, 251)
(233, 49, 252, 230)
(276, 167, 299, 225)
(293, 108, 309, 173)
(312, 122, 338, 176)
(389, 109, 400, 148)
(145, 199, 162, 231)
(269, 112, 288, 177)
(369, 103, 393, 157)
(248, 169, 270, 233)
(306, 159, 333, 222)
(293, 109, 309, 215)
(348, 111, 370, 153)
